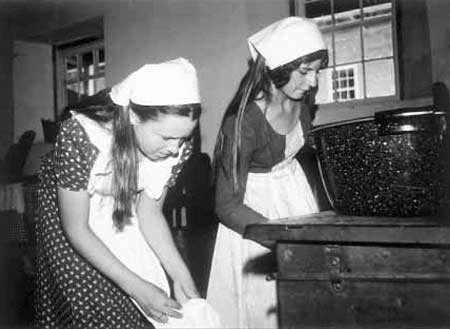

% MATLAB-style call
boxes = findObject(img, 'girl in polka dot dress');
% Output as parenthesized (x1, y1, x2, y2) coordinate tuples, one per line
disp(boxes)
(35, 58, 219, 328)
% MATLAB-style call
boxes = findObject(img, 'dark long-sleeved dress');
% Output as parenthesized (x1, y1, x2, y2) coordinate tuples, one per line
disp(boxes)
(207, 102, 318, 329)
(35, 114, 190, 328)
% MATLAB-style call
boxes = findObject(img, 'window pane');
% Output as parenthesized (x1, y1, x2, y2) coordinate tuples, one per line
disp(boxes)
(98, 48, 105, 75)
(335, 63, 363, 102)
(333, 0, 361, 29)
(94, 77, 106, 92)
(99, 48, 105, 63)
(77, 77, 107, 96)
(304, 0, 397, 103)
(332, 79, 338, 89)
(363, 1, 393, 60)
(88, 79, 95, 96)
(59, 43, 105, 111)
(334, 0, 360, 15)
(316, 67, 333, 104)
(365, 58, 395, 97)
(363, 0, 391, 8)
(65, 55, 78, 83)
(78, 81, 86, 96)
(66, 83, 80, 105)
(305, 0, 331, 20)
(322, 32, 334, 66)
(334, 21, 362, 64)
(353, 63, 364, 100)
(81, 51, 94, 77)
(66, 83, 78, 93)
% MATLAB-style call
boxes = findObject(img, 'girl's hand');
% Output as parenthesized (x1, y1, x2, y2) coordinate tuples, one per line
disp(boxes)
(132, 280, 183, 323)
(173, 277, 200, 304)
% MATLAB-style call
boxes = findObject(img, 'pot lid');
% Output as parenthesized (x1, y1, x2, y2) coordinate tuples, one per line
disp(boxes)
(311, 105, 443, 133)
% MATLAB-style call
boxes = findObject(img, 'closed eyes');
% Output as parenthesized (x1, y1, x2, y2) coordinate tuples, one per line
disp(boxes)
(299, 67, 321, 75)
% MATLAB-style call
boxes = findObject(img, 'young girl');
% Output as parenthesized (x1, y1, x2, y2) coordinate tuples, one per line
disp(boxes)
(35, 58, 219, 328)
(207, 17, 328, 328)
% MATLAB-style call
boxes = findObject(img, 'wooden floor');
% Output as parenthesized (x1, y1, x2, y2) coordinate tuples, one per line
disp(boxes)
(0, 225, 217, 328)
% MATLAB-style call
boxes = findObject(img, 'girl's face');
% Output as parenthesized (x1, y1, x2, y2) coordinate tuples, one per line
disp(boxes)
(133, 113, 197, 161)
(280, 58, 323, 101)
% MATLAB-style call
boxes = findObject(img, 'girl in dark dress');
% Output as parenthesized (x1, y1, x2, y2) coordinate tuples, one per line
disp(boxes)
(35, 58, 214, 328)
(207, 17, 328, 328)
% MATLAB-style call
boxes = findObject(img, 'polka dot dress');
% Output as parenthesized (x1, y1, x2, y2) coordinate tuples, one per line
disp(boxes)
(35, 118, 192, 329)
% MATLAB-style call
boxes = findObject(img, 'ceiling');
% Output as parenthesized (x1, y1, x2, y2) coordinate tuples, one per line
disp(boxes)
(0, 0, 105, 44)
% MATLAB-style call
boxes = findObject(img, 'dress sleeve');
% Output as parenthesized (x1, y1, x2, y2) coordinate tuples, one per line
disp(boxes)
(54, 118, 99, 191)
(215, 112, 268, 235)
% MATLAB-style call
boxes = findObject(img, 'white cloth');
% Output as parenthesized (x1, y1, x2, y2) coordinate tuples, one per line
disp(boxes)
(109, 57, 201, 106)
(137, 298, 221, 329)
(73, 114, 219, 328)
(248, 17, 326, 69)
(207, 121, 318, 328)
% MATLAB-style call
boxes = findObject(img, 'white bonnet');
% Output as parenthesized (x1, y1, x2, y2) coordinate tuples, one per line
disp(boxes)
(109, 57, 201, 106)
(248, 17, 326, 70)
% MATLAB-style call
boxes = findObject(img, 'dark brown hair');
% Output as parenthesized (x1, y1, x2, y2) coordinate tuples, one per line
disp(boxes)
(72, 93, 201, 230)
(214, 49, 328, 193)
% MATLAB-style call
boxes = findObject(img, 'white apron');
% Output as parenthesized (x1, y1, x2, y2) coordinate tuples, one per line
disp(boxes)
(207, 121, 318, 328)
(74, 114, 221, 328)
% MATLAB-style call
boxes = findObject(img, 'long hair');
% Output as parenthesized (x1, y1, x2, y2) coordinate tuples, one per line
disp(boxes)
(70, 91, 201, 230)
(214, 49, 328, 193)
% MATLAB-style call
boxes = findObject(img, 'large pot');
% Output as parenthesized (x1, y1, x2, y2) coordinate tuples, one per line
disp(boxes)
(311, 106, 448, 217)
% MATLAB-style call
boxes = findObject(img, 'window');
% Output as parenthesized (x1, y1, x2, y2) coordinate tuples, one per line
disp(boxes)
(56, 40, 105, 113)
(304, 0, 398, 104)
(333, 65, 357, 101)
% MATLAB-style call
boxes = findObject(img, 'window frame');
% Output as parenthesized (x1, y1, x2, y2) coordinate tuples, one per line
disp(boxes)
(55, 40, 105, 116)
(292, 0, 401, 108)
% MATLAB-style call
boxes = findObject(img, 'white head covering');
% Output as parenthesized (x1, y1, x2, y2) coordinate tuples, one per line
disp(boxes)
(109, 57, 201, 106)
(248, 17, 326, 70)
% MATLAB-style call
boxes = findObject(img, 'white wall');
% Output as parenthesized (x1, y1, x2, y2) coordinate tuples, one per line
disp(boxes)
(13, 41, 54, 143)
(105, 0, 289, 156)
(6, 0, 449, 155)
(6, 1, 105, 150)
